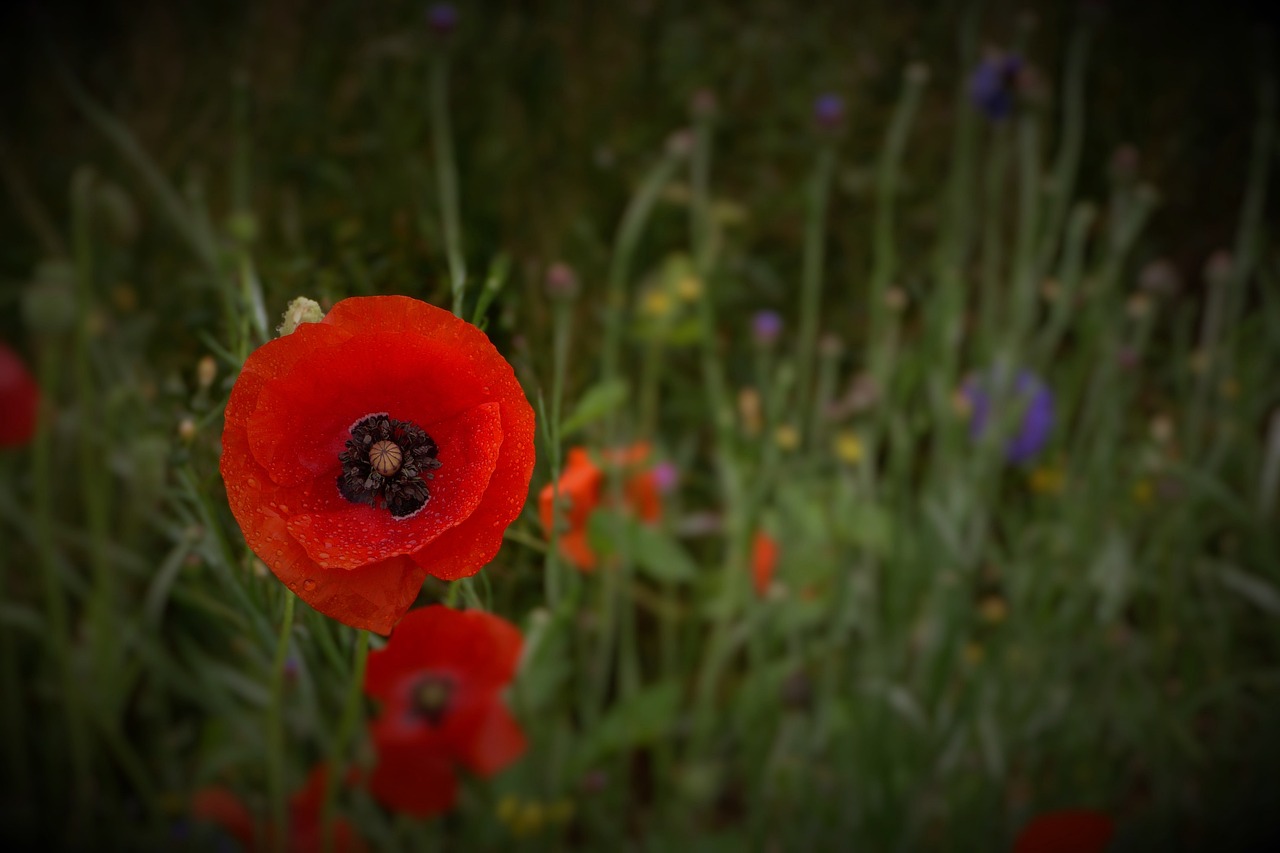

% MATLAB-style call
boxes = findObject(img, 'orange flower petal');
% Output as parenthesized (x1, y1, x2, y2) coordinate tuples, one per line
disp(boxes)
(751, 532, 779, 597)
(540, 444, 663, 571)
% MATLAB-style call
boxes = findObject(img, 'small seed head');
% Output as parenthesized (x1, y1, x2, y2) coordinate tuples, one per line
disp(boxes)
(369, 440, 404, 477)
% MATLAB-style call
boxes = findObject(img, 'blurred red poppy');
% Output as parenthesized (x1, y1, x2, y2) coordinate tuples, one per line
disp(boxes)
(0, 341, 39, 447)
(1013, 810, 1115, 853)
(363, 605, 526, 817)
(751, 531, 779, 597)
(220, 296, 536, 634)
(193, 764, 367, 853)
(538, 443, 661, 571)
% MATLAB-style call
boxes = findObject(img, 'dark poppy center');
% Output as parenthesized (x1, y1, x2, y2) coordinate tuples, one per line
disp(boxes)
(337, 413, 442, 519)
(410, 674, 456, 726)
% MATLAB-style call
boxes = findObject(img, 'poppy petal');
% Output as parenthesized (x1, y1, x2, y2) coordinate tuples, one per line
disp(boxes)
(453, 701, 528, 777)
(224, 393, 427, 634)
(404, 398, 535, 581)
(367, 740, 459, 819)
(365, 606, 523, 702)
(1014, 810, 1115, 853)
(192, 787, 256, 849)
(0, 342, 40, 448)
(254, 503, 428, 634)
(248, 331, 501, 488)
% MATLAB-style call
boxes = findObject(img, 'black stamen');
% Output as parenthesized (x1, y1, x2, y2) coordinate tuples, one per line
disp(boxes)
(337, 414, 442, 518)
(409, 674, 455, 726)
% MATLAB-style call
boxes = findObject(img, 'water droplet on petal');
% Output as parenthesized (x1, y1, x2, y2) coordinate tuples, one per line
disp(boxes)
(302, 579, 316, 591)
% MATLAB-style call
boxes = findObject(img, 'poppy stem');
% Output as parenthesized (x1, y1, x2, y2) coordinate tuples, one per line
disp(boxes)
(267, 593, 296, 853)
(429, 52, 467, 315)
(793, 143, 835, 447)
(31, 331, 93, 829)
(321, 629, 369, 853)
(71, 167, 122, 747)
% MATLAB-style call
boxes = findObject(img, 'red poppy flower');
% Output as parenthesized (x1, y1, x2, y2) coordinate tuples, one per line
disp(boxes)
(538, 443, 661, 571)
(192, 764, 367, 853)
(751, 531, 779, 597)
(363, 605, 526, 817)
(0, 341, 39, 448)
(1013, 810, 1115, 853)
(221, 296, 536, 634)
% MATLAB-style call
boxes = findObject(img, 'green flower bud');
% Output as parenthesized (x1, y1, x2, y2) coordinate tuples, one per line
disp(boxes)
(277, 297, 326, 336)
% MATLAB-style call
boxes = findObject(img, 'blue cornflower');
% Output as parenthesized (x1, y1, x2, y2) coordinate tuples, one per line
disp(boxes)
(752, 310, 784, 345)
(426, 3, 458, 36)
(813, 93, 845, 130)
(962, 367, 1054, 463)
(969, 53, 1023, 121)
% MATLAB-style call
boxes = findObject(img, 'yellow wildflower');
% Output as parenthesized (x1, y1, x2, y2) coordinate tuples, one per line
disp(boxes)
(497, 794, 520, 824)
(1028, 462, 1066, 495)
(834, 431, 864, 464)
(641, 289, 674, 319)
(774, 424, 800, 451)
(1132, 478, 1153, 505)
(547, 798, 576, 824)
(513, 801, 546, 838)
(675, 275, 703, 301)
(979, 595, 1008, 624)
(738, 388, 762, 435)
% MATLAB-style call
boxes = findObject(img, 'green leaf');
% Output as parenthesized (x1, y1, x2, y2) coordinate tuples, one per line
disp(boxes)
(560, 380, 628, 436)
(516, 608, 572, 714)
(571, 680, 682, 774)
(1216, 561, 1280, 617)
(587, 510, 699, 583)
(841, 502, 893, 556)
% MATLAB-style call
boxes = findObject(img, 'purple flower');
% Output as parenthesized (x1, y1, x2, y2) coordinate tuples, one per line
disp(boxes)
(652, 461, 679, 494)
(813, 93, 845, 130)
(969, 53, 1023, 121)
(752, 310, 783, 345)
(962, 367, 1054, 464)
(544, 262, 579, 300)
(426, 3, 458, 36)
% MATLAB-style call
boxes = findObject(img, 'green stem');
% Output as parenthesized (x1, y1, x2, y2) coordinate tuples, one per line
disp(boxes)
(429, 53, 467, 315)
(267, 593, 296, 853)
(33, 334, 91, 823)
(322, 629, 370, 853)
(601, 149, 683, 385)
(0, 461, 29, 810)
(795, 144, 836, 444)
(1010, 109, 1041, 340)
(978, 125, 1011, 356)
(71, 170, 118, 720)
(1035, 27, 1091, 277)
